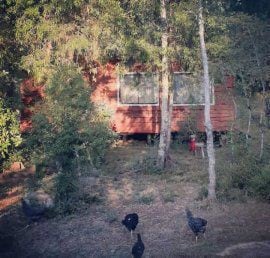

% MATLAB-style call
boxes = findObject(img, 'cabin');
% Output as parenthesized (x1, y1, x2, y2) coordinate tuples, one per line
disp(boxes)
(91, 63, 235, 135)
(20, 63, 235, 136)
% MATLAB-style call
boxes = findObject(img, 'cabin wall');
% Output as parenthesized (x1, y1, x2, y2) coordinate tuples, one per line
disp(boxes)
(91, 64, 235, 134)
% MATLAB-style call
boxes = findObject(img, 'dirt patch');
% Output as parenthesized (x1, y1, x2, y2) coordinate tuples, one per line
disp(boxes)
(0, 168, 34, 213)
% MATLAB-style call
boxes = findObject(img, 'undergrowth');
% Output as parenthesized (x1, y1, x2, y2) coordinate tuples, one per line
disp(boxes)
(216, 144, 270, 202)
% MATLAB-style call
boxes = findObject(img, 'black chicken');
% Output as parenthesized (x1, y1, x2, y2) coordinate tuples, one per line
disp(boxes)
(21, 198, 46, 222)
(132, 234, 145, 258)
(122, 213, 139, 238)
(186, 208, 207, 243)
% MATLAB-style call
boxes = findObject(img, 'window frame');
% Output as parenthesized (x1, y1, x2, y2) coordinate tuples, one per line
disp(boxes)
(117, 72, 215, 107)
(117, 72, 160, 106)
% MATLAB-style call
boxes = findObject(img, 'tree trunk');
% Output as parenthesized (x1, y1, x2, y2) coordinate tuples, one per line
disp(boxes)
(259, 105, 265, 160)
(165, 90, 173, 156)
(246, 28, 266, 159)
(246, 98, 251, 146)
(158, 0, 171, 169)
(230, 92, 237, 160)
(198, 1, 216, 201)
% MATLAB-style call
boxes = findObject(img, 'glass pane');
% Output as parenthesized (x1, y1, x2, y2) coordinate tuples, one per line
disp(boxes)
(119, 73, 158, 104)
(173, 73, 213, 104)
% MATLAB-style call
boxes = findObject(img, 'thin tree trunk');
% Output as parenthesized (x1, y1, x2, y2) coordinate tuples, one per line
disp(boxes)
(229, 91, 237, 161)
(158, 0, 171, 169)
(198, 1, 216, 201)
(165, 90, 173, 156)
(259, 109, 265, 159)
(246, 98, 251, 146)
(247, 28, 266, 159)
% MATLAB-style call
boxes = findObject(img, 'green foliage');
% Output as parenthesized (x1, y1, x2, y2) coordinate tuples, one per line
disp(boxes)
(216, 146, 270, 201)
(132, 151, 162, 174)
(138, 193, 155, 205)
(249, 166, 270, 201)
(223, 14, 270, 95)
(0, 1, 24, 110)
(25, 65, 115, 213)
(54, 170, 79, 214)
(27, 65, 115, 169)
(162, 188, 177, 203)
(0, 100, 22, 170)
(197, 185, 208, 200)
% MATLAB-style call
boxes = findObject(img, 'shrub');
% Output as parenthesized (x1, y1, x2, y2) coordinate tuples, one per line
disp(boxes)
(138, 194, 155, 205)
(132, 152, 161, 174)
(0, 100, 22, 171)
(54, 170, 79, 214)
(162, 189, 177, 203)
(216, 146, 269, 201)
(197, 185, 208, 200)
(249, 166, 270, 201)
(25, 65, 116, 213)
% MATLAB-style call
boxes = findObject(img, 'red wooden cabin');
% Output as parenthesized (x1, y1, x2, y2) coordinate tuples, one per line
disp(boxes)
(20, 63, 235, 135)
(91, 63, 235, 135)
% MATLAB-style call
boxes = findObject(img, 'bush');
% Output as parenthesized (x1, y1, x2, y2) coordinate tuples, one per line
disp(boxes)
(138, 194, 155, 205)
(54, 170, 79, 214)
(25, 65, 116, 213)
(0, 100, 22, 171)
(197, 185, 208, 200)
(131, 151, 161, 174)
(250, 166, 270, 201)
(216, 146, 269, 201)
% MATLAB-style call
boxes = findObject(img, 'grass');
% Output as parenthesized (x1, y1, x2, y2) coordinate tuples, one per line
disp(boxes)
(104, 211, 118, 223)
(138, 194, 155, 205)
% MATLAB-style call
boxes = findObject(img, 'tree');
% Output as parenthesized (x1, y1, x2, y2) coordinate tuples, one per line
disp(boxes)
(158, 0, 171, 169)
(223, 14, 270, 159)
(26, 65, 115, 212)
(0, 100, 22, 170)
(0, 1, 24, 170)
(27, 65, 115, 170)
(198, 0, 216, 200)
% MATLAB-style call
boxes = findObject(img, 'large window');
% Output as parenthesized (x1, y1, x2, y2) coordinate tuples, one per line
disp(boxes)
(173, 73, 214, 105)
(119, 73, 159, 105)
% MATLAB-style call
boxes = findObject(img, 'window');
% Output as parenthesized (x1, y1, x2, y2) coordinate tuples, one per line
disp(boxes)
(173, 73, 214, 105)
(119, 73, 159, 105)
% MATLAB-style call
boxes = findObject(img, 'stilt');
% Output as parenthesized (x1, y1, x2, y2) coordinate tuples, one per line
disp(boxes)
(147, 134, 152, 145)
(122, 134, 128, 142)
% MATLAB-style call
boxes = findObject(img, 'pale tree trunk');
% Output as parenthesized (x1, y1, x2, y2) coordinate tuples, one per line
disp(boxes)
(164, 2, 176, 157)
(158, 0, 171, 169)
(247, 28, 266, 159)
(165, 90, 173, 156)
(230, 94, 237, 160)
(253, 50, 265, 160)
(246, 98, 252, 146)
(198, 1, 216, 201)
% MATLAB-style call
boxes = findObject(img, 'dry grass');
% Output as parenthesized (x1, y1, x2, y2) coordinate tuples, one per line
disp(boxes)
(1, 140, 270, 257)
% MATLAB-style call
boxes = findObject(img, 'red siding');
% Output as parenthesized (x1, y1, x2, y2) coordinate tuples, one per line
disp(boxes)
(91, 64, 235, 134)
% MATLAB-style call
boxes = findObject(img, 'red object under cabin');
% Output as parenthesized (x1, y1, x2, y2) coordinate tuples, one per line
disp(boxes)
(20, 63, 235, 134)
(189, 137, 196, 153)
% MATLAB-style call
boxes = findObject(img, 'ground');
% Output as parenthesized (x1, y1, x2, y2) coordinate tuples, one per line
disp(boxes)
(0, 140, 270, 257)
